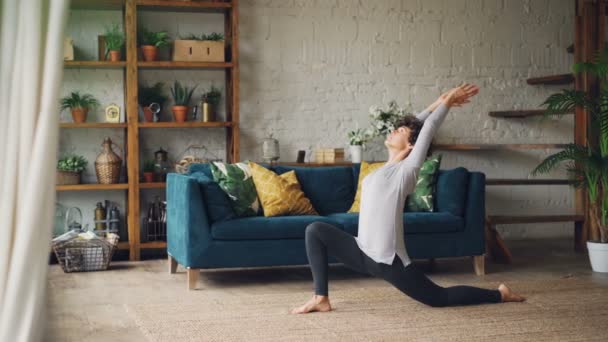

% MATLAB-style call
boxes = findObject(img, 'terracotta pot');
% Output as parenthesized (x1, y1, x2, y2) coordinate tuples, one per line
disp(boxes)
(143, 106, 154, 122)
(71, 108, 88, 123)
(141, 45, 158, 62)
(109, 50, 121, 62)
(172, 106, 188, 122)
(143, 172, 155, 183)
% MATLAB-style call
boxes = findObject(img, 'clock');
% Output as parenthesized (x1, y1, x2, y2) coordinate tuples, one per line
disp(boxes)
(105, 103, 120, 123)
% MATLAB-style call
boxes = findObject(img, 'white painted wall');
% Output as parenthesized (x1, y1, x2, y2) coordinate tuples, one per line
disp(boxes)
(59, 0, 578, 241)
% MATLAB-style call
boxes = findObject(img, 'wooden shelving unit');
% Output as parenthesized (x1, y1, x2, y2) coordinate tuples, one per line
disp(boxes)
(62, 0, 239, 260)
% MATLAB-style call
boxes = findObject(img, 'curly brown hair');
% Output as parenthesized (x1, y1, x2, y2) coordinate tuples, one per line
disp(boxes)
(394, 115, 423, 146)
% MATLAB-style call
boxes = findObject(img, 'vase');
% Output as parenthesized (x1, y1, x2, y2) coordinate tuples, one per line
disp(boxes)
(141, 45, 158, 61)
(95, 137, 122, 184)
(71, 108, 88, 123)
(143, 106, 154, 122)
(172, 106, 188, 122)
(349, 145, 362, 163)
(587, 241, 608, 273)
(109, 50, 121, 62)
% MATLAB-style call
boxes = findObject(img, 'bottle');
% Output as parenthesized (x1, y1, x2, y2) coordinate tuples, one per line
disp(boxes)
(94, 202, 106, 231)
(109, 206, 119, 234)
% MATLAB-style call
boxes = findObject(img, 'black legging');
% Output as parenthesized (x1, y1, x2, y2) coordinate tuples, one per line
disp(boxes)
(305, 221, 502, 307)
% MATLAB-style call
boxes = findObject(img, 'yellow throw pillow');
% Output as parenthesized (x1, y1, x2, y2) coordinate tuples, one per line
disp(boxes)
(347, 161, 386, 213)
(248, 162, 319, 217)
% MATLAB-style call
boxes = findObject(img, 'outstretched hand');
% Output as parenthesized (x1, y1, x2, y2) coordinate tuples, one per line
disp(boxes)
(440, 83, 479, 107)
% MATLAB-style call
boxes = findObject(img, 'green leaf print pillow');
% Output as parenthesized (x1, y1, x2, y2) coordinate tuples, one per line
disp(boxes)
(405, 154, 442, 212)
(209, 160, 261, 217)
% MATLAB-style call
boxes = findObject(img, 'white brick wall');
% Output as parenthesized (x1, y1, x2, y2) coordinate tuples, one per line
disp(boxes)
(60, 0, 577, 240)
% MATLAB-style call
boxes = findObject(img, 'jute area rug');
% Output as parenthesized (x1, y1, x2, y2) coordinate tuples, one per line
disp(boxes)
(125, 278, 608, 342)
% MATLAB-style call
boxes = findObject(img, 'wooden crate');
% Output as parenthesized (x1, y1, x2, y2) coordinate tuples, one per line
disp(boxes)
(315, 148, 345, 163)
(172, 40, 225, 62)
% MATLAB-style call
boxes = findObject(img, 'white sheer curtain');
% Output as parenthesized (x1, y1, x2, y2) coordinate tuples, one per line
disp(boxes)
(0, 0, 68, 341)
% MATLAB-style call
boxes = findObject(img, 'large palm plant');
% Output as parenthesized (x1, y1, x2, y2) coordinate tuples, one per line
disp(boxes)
(531, 46, 608, 243)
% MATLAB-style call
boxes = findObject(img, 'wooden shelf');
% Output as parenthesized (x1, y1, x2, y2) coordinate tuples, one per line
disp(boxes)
(526, 74, 574, 85)
(60, 122, 128, 128)
(138, 121, 232, 128)
(117, 242, 130, 250)
(138, 61, 233, 69)
(136, 0, 232, 12)
(64, 61, 126, 69)
(486, 179, 574, 185)
(487, 215, 584, 224)
(70, 0, 124, 10)
(489, 110, 573, 118)
(140, 182, 166, 189)
(431, 144, 569, 150)
(140, 241, 167, 249)
(56, 183, 129, 191)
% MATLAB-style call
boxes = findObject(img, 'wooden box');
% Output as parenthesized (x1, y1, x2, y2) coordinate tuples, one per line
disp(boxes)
(172, 40, 225, 62)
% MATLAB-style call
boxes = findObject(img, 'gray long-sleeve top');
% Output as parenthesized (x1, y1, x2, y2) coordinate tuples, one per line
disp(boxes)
(354, 101, 450, 265)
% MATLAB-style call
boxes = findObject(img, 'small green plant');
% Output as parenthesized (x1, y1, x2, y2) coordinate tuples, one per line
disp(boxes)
(347, 127, 374, 148)
(170, 81, 197, 106)
(139, 82, 167, 107)
(57, 155, 88, 173)
(60, 92, 100, 111)
(180, 32, 224, 41)
(139, 27, 170, 47)
(104, 23, 125, 55)
(142, 159, 156, 173)
(202, 85, 222, 105)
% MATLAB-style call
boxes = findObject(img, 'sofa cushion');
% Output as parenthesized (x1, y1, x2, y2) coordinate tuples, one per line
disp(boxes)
(405, 153, 442, 212)
(211, 216, 345, 240)
(189, 172, 236, 223)
(347, 161, 385, 213)
(209, 160, 261, 217)
(434, 167, 469, 217)
(325, 213, 359, 236)
(248, 162, 318, 217)
(403, 212, 465, 234)
(273, 165, 355, 215)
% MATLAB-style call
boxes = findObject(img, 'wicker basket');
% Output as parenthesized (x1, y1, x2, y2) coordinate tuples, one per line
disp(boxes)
(52, 235, 119, 273)
(56, 170, 81, 185)
(95, 137, 122, 184)
(174, 144, 221, 174)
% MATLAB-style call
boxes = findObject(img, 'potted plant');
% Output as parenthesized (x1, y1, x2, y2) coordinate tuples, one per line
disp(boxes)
(142, 159, 156, 183)
(201, 85, 222, 122)
(170, 81, 197, 123)
(60, 92, 100, 123)
(139, 27, 170, 62)
(347, 126, 374, 163)
(531, 46, 608, 272)
(57, 154, 88, 185)
(139, 82, 167, 122)
(104, 23, 125, 62)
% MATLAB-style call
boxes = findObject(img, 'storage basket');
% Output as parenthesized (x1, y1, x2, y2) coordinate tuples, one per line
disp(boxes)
(174, 144, 222, 174)
(56, 170, 81, 185)
(53, 235, 119, 273)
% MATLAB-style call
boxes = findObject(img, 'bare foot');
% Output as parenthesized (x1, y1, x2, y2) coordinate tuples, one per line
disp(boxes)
(290, 295, 332, 314)
(498, 284, 526, 302)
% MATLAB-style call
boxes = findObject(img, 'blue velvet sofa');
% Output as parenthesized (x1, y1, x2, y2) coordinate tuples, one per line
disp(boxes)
(167, 163, 487, 289)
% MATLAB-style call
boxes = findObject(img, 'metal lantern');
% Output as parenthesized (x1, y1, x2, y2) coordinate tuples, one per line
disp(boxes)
(154, 147, 171, 182)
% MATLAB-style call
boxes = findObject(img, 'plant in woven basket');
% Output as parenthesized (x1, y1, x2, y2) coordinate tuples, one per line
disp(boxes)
(170, 81, 197, 123)
(531, 46, 608, 271)
(139, 82, 167, 122)
(60, 92, 100, 124)
(104, 22, 124, 61)
(180, 32, 224, 41)
(57, 154, 88, 185)
(139, 27, 170, 61)
(142, 159, 156, 183)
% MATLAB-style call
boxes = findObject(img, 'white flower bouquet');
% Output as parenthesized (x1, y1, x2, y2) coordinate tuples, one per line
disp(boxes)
(368, 100, 413, 138)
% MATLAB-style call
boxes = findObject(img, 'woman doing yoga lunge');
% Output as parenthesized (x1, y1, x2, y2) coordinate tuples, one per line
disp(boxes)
(291, 83, 525, 314)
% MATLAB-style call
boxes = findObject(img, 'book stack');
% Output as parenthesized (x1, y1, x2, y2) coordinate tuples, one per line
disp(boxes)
(314, 148, 345, 163)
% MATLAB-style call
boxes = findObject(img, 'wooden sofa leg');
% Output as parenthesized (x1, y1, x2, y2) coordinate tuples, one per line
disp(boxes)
(187, 268, 199, 290)
(473, 255, 485, 276)
(169, 254, 178, 274)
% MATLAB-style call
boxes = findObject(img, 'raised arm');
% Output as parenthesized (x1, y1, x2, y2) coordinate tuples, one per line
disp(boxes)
(414, 98, 444, 122)
(405, 101, 450, 168)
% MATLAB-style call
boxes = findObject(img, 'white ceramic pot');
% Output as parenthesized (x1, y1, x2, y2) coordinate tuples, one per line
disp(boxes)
(350, 145, 362, 163)
(587, 241, 608, 273)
